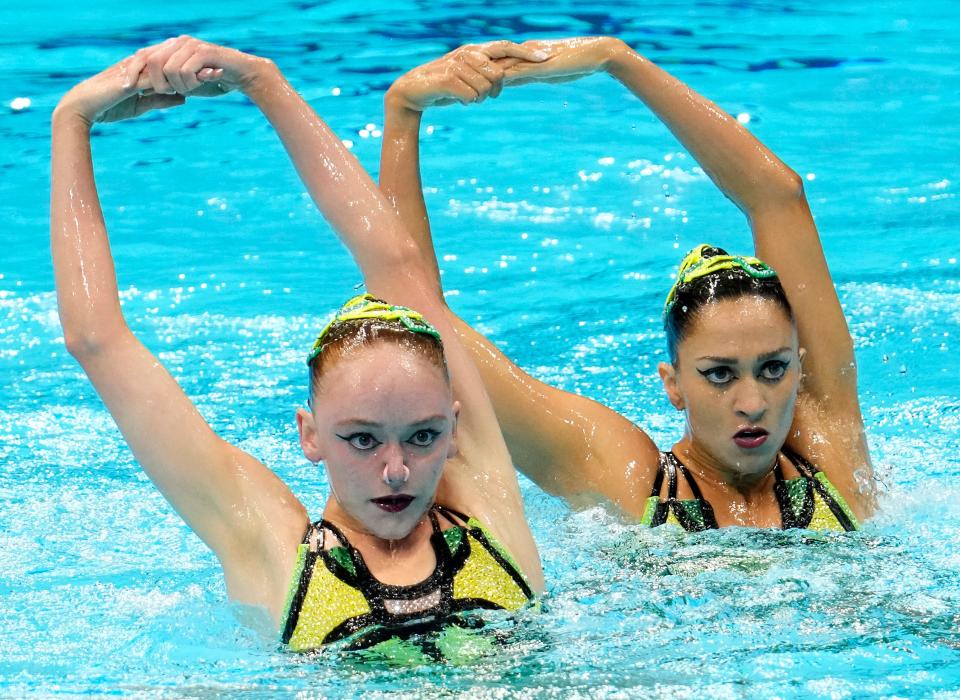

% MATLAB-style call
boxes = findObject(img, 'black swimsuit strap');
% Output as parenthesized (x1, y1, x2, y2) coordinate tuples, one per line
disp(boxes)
(665, 452, 678, 499)
(660, 452, 720, 531)
(426, 509, 456, 567)
(669, 452, 709, 502)
(432, 503, 470, 528)
(781, 445, 818, 478)
(299, 520, 314, 545)
(649, 456, 667, 498)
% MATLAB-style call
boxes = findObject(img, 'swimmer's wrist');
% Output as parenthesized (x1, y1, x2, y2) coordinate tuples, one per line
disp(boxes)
(237, 58, 282, 100)
(384, 86, 424, 116)
(52, 93, 95, 130)
(604, 38, 640, 79)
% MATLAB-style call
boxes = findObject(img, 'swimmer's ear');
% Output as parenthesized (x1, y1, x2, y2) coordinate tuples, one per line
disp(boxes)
(296, 406, 324, 463)
(447, 401, 461, 459)
(658, 361, 685, 411)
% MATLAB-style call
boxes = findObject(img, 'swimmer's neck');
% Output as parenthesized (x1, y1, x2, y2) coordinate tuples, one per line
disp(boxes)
(672, 437, 778, 502)
(321, 499, 433, 557)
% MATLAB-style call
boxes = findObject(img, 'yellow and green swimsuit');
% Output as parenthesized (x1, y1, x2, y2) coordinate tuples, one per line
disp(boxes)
(280, 504, 534, 654)
(639, 448, 860, 532)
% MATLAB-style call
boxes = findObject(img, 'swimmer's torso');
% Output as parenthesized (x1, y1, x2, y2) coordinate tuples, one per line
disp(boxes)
(280, 504, 534, 652)
(640, 448, 860, 532)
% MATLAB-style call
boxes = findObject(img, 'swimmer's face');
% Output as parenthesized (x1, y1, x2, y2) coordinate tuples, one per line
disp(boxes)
(297, 342, 458, 541)
(659, 296, 801, 478)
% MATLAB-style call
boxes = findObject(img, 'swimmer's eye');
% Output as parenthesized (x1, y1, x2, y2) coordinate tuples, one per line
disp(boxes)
(698, 366, 735, 385)
(760, 360, 789, 381)
(407, 429, 441, 447)
(338, 432, 381, 450)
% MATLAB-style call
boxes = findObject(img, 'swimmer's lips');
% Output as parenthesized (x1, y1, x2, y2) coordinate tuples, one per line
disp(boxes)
(733, 426, 769, 449)
(370, 495, 415, 513)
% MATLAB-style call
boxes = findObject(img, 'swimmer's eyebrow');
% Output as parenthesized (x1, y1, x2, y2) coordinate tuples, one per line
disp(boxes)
(697, 347, 792, 363)
(758, 347, 793, 360)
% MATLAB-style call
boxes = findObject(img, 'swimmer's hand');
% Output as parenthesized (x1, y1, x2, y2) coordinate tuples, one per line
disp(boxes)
(55, 37, 275, 125)
(386, 41, 548, 111)
(502, 37, 630, 86)
(131, 36, 275, 100)
(54, 49, 185, 125)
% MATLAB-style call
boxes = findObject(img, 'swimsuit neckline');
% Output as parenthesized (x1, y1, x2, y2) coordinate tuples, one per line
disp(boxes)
(311, 507, 464, 596)
(659, 450, 808, 530)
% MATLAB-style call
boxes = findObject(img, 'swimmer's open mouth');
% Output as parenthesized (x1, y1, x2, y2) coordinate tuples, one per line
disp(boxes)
(371, 495, 415, 513)
(733, 427, 769, 449)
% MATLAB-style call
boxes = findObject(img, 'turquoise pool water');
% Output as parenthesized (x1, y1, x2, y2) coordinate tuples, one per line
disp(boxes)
(2, 0, 959, 696)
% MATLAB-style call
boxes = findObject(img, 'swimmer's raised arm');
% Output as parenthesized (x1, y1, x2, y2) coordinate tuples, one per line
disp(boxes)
(505, 38, 873, 505)
(380, 44, 661, 511)
(51, 43, 310, 616)
(379, 41, 544, 295)
(216, 38, 544, 588)
(505, 38, 857, 410)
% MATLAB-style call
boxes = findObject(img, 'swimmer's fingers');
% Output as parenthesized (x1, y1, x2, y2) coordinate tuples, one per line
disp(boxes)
(477, 40, 549, 63)
(455, 65, 494, 103)
(448, 76, 481, 105)
(177, 44, 235, 96)
(163, 40, 204, 94)
(141, 38, 180, 95)
(137, 37, 234, 97)
(191, 67, 229, 96)
(176, 52, 229, 97)
(120, 50, 149, 90)
(461, 52, 512, 99)
(501, 37, 621, 86)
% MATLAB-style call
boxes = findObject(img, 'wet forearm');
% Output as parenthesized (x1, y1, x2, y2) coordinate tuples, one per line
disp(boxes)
(607, 43, 803, 215)
(50, 108, 125, 354)
(244, 63, 418, 282)
(380, 93, 442, 294)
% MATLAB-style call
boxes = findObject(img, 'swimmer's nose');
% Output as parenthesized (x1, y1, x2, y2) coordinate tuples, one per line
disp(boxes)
(733, 378, 767, 421)
(381, 444, 410, 488)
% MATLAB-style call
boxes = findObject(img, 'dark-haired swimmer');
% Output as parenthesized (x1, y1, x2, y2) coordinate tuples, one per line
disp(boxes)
(378, 37, 876, 531)
(51, 37, 542, 654)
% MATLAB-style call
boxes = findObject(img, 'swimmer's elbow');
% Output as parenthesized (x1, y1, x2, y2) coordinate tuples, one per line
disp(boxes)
(62, 320, 129, 361)
(766, 166, 807, 203)
(744, 166, 807, 217)
(63, 329, 105, 359)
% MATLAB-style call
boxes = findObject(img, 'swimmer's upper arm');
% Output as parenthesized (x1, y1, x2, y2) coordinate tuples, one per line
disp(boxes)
(68, 327, 307, 563)
(748, 180, 860, 413)
(450, 313, 660, 513)
(50, 98, 305, 596)
(750, 182, 876, 505)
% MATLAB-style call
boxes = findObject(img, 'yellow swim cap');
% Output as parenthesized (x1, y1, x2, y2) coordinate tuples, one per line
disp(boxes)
(307, 293, 441, 365)
(663, 244, 777, 316)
